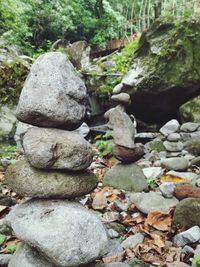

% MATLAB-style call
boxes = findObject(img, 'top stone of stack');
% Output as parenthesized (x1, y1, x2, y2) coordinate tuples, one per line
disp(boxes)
(16, 52, 87, 130)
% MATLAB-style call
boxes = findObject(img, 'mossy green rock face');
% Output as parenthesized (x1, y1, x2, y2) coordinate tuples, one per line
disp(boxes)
(173, 198, 200, 227)
(179, 96, 200, 123)
(119, 18, 200, 123)
(0, 38, 30, 106)
(184, 139, 200, 156)
(103, 163, 148, 192)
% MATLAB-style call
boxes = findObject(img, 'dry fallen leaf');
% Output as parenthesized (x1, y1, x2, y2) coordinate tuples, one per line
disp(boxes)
(145, 210, 173, 231)
(92, 191, 107, 210)
(160, 175, 188, 183)
(102, 251, 125, 264)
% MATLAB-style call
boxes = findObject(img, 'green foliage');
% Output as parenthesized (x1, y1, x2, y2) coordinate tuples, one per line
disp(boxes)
(193, 255, 200, 267)
(0, 144, 17, 159)
(95, 133, 113, 157)
(0, 234, 6, 246)
(147, 178, 158, 188)
(112, 36, 140, 74)
(5, 244, 18, 254)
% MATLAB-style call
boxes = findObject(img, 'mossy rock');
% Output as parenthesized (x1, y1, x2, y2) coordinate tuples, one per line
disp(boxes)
(184, 139, 200, 156)
(0, 38, 31, 105)
(118, 17, 200, 123)
(179, 96, 200, 123)
(148, 140, 166, 152)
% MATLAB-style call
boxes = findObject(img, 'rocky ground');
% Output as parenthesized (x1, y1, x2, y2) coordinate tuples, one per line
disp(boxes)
(1, 119, 200, 266)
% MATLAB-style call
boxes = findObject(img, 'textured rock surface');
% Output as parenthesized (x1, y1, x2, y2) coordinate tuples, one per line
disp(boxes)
(173, 198, 200, 227)
(107, 105, 135, 148)
(127, 191, 179, 214)
(103, 163, 148, 192)
(173, 226, 200, 247)
(160, 120, 180, 136)
(0, 105, 16, 140)
(112, 144, 144, 163)
(161, 157, 189, 171)
(8, 243, 55, 267)
(116, 18, 200, 123)
(5, 159, 98, 198)
(5, 200, 109, 267)
(174, 184, 200, 200)
(16, 52, 87, 130)
(23, 128, 93, 170)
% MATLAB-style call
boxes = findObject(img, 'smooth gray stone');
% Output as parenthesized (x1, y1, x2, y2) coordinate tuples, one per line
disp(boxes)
(5, 159, 97, 199)
(121, 233, 144, 249)
(173, 226, 200, 247)
(163, 140, 183, 152)
(0, 254, 12, 266)
(167, 133, 181, 141)
(161, 157, 189, 171)
(159, 120, 180, 136)
(23, 127, 93, 170)
(5, 199, 109, 267)
(126, 191, 179, 214)
(8, 243, 55, 267)
(180, 122, 199, 133)
(16, 52, 87, 130)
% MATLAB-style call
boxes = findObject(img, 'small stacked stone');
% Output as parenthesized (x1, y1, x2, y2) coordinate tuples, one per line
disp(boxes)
(102, 89, 147, 193)
(5, 52, 109, 267)
(159, 119, 200, 171)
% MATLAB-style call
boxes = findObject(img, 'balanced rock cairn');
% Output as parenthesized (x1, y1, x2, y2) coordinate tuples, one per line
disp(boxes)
(105, 91, 144, 163)
(4, 52, 109, 267)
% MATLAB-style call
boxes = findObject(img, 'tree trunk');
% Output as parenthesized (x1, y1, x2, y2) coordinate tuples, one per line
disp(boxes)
(194, 0, 200, 17)
(154, 0, 162, 19)
(95, 0, 104, 18)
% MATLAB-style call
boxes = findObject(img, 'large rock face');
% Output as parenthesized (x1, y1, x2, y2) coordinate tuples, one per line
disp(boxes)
(118, 18, 200, 123)
(5, 200, 109, 267)
(5, 159, 98, 198)
(16, 52, 87, 130)
(23, 128, 93, 170)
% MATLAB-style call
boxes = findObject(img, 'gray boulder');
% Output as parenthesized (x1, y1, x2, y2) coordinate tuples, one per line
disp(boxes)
(23, 128, 93, 170)
(5, 199, 109, 267)
(14, 121, 35, 150)
(8, 243, 55, 267)
(5, 159, 97, 198)
(103, 163, 148, 192)
(107, 105, 135, 149)
(117, 18, 200, 123)
(161, 157, 189, 171)
(16, 52, 87, 130)
(173, 198, 200, 227)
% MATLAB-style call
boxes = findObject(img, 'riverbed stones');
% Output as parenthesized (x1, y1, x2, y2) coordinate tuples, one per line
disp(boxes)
(16, 52, 87, 130)
(180, 122, 199, 132)
(5, 159, 98, 198)
(103, 163, 148, 192)
(173, 226, 200, 247)
(111, 93, 131, 105)
(5, 200, 109, 267)
(160, 120, 180, 136)
(23, 127, 93, 170)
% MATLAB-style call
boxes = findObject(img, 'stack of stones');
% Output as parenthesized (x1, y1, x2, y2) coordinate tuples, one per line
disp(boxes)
(102, 92, 148, 193)
(106, 92, 144, 163)
(159, 119, 200, 171)
(4, 52, 109, 267)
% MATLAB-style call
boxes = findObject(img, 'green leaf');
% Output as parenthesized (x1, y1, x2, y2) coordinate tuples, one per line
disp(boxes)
(0, 234, 6, 246)
(5, 244, 18, 254)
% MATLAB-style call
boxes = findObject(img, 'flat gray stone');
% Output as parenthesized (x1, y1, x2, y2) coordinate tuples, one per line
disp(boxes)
(163, 140, 184, 152)
(23, 128, 93, 170)
(16, 52, 87, 130)
(112, 83, 123, 94)
(159, 182, 176, 198)
(8, 243, 54, 267)
(121, 233, 144, 249)
(126, 191, 179, 214)
(167, 133, 181, 142)
(5, 199, 109, 267)
(103, 163, 148, 192)
(142, 167, 163, 180)
(180, 122, 199, 132)
(159, 120, 180, 136)
(161, 157, 189, 171)
(173, 226, 200, 247)
(111, 93, 131, 104)
(5, 159, 97, 198)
